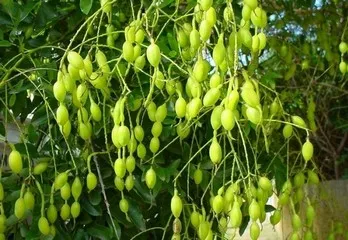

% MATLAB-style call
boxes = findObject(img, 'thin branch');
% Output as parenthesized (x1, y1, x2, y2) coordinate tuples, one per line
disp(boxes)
(92, 151, 119, 239)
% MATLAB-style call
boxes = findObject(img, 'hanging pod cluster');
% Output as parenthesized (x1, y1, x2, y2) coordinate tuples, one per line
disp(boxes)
(0, 0, 328, 238)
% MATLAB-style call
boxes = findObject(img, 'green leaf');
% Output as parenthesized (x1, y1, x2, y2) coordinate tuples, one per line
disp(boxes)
(19, 1, 39, 23)
(80, 0, 93, 15)
(107, 219, 121, 240)
(166, 32, 178, 52)
(27, 124, 39, 143)
(133, 176, 155, 204)
(81, 198, 103, 216)
(239, 215, 250, 236)
(273, 157, 287, 193)
(86, 224, 113, 240)
(74, 229, 88, 240)
(159, 0, 175, 8)
(265, 204, 276, 212)
(88, 190, 102, 205)
(0, 40, 11, 47)
(0, 122, 5, 136)
(128, 198, 146, 231)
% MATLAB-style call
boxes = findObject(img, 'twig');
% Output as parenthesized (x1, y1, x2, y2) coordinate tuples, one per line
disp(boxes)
(334, 133, 348, 179)
(92, 151, 119, 239)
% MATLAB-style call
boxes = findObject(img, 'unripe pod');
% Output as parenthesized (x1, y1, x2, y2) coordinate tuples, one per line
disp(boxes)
(252, 35, 260, 52)
(47, 204, 58, 223)
(9, 150, 23, 174)
(56, 103, 69, 126)
(90, 101, 102, 122)
(135, 29, 145, 44)
(291, 213, 302, 231)
(246, 107, 262, 125)
(210, 105, 223, 130)
(177, 29, 189, 48)
(76, 83, 88, 105)
(134, 125, 145, 142)
(14, 198, 25, 219)
(270, 209, 282, 225)
(212, 195, 224, 214)
(199, 20, 212, 42)
(244, 0, 258, 10)
(114, 158, 126, 178)
(126, 155, 136, 173)
(186, 98, 202, 120)
(291, 115, 307, 128)
(241, 88, 259, 108)
(307, 170, 319, 185)
(306, 204, 315, 227)
(67, 51, 84, 70)
(249, 199, 261, 221)
(86, 172, 98, 191)
(60, 203, 70, 220)
(33, 162, 49, 175)
(209, 73, 222, 89)
(242, 5, 252, 20)
(123, 41, 134, 62)
(175, 97, 187, 118)
(221, 108, 235, 131)
(339, 42, 348, 54)
(200, 0, 212, 11)
(190, 211, 200, 229)
(225, 90, 239, 110)
(302, 139, 313, 162)
(283, 124, 293, 138)
(60, 182, 71, 201)
(137, 143, 147, 159)
(209, 138, 222, 164)
(71, 177, 82, 201)
(258, 176, 272, 192)
(251, 7, 267, 28)
(339, 62, 347, 74)
(71, 201, 81, 218)
(24, 190, 35, 210)
(294, 172, 305, 188)
(250, 221, 260, 240)
(176, 122, 190, 139)
(68, 63, 80, 81)
(125, 174, 134, 191)
(54, 172, 68, 190)
(171, 190, 183, 218)
(203, 88, 220, 107)
(213, 41, 225, 66)
(134, 55, 146, 72)
(154, 70, 165, 90)
(193, 169, 203, 184)
(190, 29, 200, 50)
(147, 101, 157, 122)
(150, 137, 160, 153)
(151, 121, 163, 137)
(53, 80, 66, 102)
(38, 217, 50, 235)
(155, 104, 167, 122)
(258, 32, 267, 50)
(230, 201, 242, 228)
(117, 125, 130, 147)
(198, 220, 210, 240)
(146, 42, 161, 67)
(145, 167, 156, 189)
